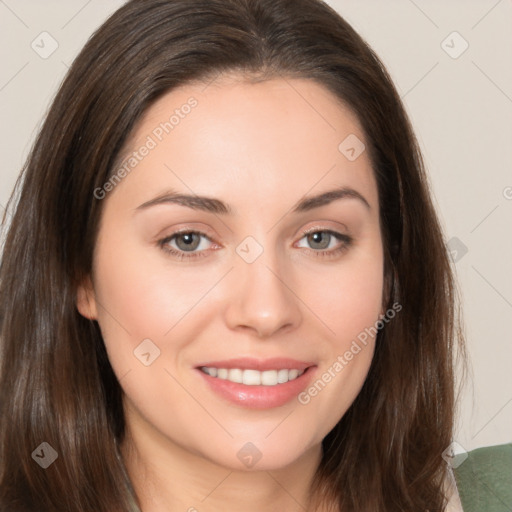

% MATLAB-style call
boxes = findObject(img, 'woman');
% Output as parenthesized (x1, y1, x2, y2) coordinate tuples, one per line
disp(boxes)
(0, 0, 508, 511)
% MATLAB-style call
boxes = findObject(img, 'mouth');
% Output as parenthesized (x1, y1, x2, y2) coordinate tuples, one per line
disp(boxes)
(195, 358, 317, 409)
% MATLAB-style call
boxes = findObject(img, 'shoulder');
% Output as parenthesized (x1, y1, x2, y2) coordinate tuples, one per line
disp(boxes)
(452, 443, 512, 512)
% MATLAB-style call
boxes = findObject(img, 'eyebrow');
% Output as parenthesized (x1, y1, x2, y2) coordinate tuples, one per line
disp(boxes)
(135, 186, 370, 215)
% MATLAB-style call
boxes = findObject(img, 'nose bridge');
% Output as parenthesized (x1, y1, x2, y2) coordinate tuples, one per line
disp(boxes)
(224, 236, 302, 337)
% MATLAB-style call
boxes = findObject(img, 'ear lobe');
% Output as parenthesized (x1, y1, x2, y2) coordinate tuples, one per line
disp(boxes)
(76, 277, 98, 320)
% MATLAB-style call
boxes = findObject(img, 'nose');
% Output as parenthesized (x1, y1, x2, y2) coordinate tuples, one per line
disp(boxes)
(223, 251, 302, 339)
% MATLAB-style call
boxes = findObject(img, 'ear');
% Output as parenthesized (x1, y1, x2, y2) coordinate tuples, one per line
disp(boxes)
(76, 276, 98, 320)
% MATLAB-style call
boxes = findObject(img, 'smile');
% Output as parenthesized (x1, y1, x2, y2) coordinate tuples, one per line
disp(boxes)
(200, 367, 305, 386)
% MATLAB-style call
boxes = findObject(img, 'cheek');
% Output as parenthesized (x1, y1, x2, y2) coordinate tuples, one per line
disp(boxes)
(90, 233, 221, 374)
(300, 248, 384, 345)
(294, 248, 384, 432)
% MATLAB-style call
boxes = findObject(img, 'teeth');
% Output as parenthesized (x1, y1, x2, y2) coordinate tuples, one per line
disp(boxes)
(201, 367, 305, 386)
(261, 370, 278, 386)
(243, 369, 261, 385)
(277, 369, 289, 383)
(205, 367, 218, 377)
(228, 368, 243, 383)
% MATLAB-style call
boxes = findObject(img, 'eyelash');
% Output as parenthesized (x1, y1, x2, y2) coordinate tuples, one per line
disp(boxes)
(158, 228, 353, 261)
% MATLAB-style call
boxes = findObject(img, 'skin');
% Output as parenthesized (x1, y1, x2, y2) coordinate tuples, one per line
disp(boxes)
(77, 75, 386, 511)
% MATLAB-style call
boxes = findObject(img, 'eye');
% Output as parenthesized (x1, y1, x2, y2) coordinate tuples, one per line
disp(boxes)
(295, 229, 352, 257)
(158, 228, 352, 261)
(159, 230, 215, 260)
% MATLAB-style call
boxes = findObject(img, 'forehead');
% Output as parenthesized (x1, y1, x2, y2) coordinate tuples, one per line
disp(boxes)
(108, 75, 377, 212)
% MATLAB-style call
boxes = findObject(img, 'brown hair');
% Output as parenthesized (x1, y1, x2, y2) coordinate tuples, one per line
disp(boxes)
(0, 0, 465, 510)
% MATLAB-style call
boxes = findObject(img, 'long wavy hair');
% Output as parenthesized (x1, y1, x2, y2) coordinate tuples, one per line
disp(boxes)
(0, 0, 465, 510)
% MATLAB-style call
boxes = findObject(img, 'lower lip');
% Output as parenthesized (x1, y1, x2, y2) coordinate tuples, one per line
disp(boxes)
(196, 367, 317, 409)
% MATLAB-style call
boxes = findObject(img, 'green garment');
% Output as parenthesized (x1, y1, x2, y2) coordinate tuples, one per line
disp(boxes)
(453, 443, 512, 511)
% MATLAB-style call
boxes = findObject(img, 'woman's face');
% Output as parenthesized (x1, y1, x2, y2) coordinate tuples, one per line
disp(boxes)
(78, 75, 384, 470)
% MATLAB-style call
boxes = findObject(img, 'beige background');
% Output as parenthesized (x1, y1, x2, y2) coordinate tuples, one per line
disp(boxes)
(0, 0, 510, 452)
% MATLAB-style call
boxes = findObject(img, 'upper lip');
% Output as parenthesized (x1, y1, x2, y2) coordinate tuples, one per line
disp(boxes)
(196, 357, 315, 371)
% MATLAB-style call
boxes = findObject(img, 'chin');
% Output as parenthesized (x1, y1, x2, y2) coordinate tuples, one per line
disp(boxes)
(195, 431, 320, 472)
